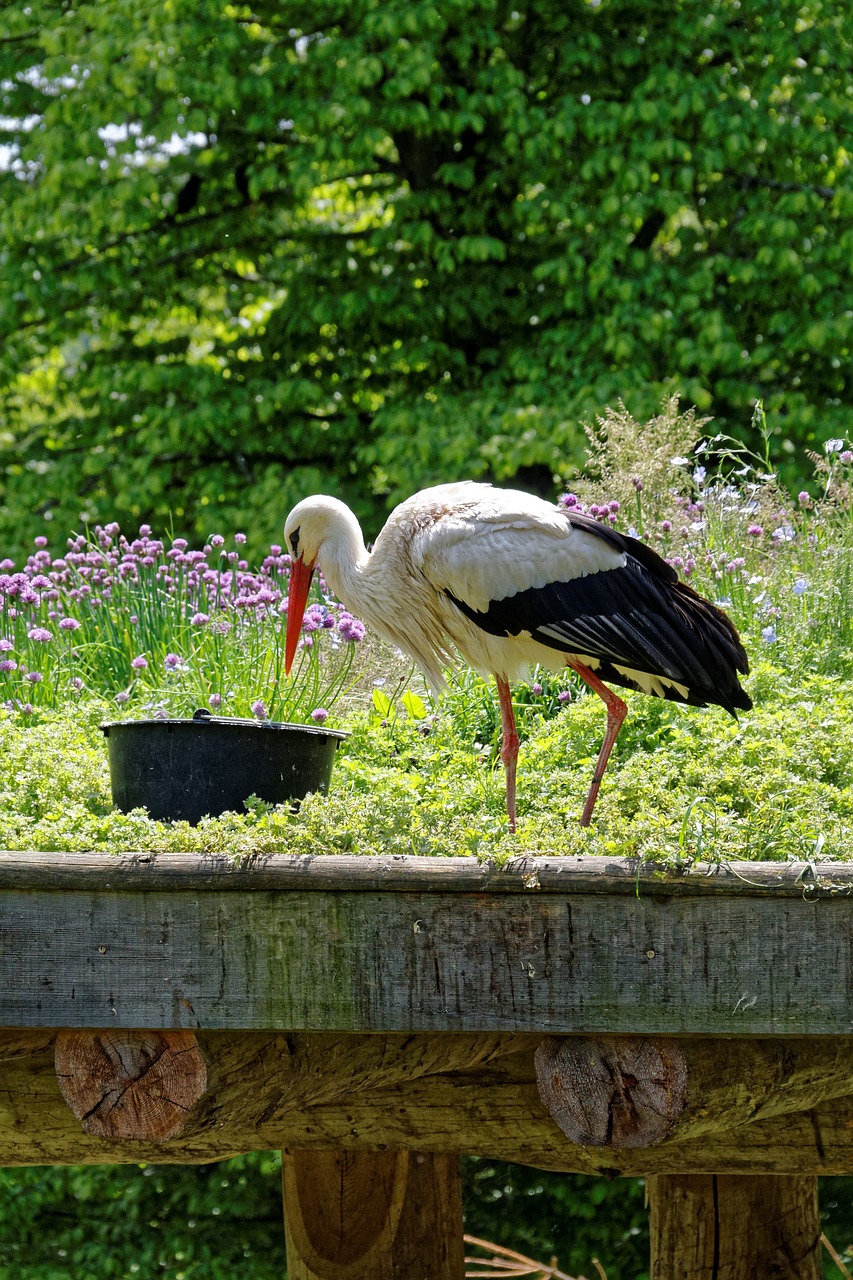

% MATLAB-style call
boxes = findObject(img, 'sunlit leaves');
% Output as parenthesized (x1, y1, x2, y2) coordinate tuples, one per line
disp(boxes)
(1, 0, 852, 558)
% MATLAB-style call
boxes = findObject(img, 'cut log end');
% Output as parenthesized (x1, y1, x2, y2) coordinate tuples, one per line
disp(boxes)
(535, 1035, 688, 1148)
(55, 1029, 207, 1142)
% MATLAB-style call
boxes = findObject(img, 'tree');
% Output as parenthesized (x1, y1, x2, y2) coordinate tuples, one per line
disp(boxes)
(1, 0, 851, 559)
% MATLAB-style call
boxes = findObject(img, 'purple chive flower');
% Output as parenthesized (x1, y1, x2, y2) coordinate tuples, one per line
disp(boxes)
(71, 677, 84, 690)
(34, 536, 48, 548)
(558, 690, 571, 703)
(234, 532, 247, 544)
(164, 653, 184, 669)
(27, 627, 52, 643)
(0, 638, 12, 651)
(311, 708, 329, 723)
(251, 700, 267, 720)
(797, 491, 811, 505)
(338, 613, 366, 642)
(841, 450, 853, 465)
(59, 617, 81, 631)
(532, 683, 543, 696)
(190, 612, 210, 626)
(25, 671, 43, 683)
(208, 693, 222, 709)
(130, 655, 148, 670)
(747, 523, 764, 537)
(115, 691, 130, 704)
(0, 660, 17, 672)
(561, 493, 579, 509)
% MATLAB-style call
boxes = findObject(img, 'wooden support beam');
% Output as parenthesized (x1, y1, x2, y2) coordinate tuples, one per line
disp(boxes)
(534, 1035, 853, 1148)
(282, 1151, 463, 1279)
(5, 1029, 853, 1173)
(648, 1175, 821, 1279)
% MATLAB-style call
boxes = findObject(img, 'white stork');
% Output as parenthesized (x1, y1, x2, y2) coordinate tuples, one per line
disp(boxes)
(283, 481, 751, 830)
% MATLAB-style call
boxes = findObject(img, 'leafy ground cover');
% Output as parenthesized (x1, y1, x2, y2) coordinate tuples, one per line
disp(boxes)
(1, 403, 851, 864)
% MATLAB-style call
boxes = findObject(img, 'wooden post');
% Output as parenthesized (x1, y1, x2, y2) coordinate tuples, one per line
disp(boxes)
(648, 1174, 821, 1279)
(282, 1150, 464, 1279)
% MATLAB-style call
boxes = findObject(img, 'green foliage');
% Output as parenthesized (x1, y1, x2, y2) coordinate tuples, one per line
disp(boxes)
(0, 1155, 286, 1279)
(2, 1, 852, 557)
(462, 1165, 649, 1280)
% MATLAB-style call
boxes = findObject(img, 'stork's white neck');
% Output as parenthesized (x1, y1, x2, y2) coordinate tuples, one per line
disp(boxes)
(313, 505, 371, 610)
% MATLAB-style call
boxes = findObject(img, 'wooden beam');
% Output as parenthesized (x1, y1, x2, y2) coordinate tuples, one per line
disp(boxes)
(534, 1035, 853, 1147)
(54, 1030, 206, 1141)
(5, 1030, 853, 1173)
(648, 1175, 821, 1279)
(282, 1151, 463, 1279)
(0, 852, 846, 896)
(2, 855, 853, 1035)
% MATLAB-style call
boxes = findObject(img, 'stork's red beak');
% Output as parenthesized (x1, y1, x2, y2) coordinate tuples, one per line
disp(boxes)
(285, 556, 315, 675)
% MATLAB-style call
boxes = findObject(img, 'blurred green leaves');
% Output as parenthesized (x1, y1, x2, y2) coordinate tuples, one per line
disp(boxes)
(1, 0, 851, 559)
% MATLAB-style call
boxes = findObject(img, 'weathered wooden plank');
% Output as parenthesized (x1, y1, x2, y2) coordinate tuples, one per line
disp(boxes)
(0, 876, 850, 1033)
(0, 852, 849, 896)
(4, 1030, 853, 1174)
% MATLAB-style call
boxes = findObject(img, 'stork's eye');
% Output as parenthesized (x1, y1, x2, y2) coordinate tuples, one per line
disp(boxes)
(289, 526, 301, 557)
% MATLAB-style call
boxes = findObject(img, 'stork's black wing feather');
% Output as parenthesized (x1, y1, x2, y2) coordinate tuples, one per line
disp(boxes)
(448, 517, 751, 715)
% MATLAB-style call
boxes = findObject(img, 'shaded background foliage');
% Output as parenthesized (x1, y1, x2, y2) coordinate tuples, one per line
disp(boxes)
(1, 0, 851, 559)
(2, 0, 853, 1273)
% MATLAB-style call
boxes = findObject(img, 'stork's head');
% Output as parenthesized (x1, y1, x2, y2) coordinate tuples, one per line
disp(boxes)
(283, 495, 358, 675)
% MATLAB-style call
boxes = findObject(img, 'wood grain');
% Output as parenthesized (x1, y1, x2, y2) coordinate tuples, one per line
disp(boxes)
(0, 851, 848, 896)
(5, 1030, 853, 1173)
(535, 1036, 688, 1147)
(536, 1035, 853, 1147)
(648, 1175, 821, 1279)
(283, 1151, 463, 1279)
(54, 1029, 206, 1141)
(2, 871, 851, 1034)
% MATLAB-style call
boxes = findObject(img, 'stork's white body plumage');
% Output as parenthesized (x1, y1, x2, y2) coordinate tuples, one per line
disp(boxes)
(284, 481, 751, 828)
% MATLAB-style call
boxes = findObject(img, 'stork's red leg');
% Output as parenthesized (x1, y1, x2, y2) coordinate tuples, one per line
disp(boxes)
(567, 661, 628, 827)
(496, 675, 519, 833)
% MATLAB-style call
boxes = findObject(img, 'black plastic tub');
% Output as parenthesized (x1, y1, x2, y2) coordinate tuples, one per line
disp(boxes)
(100, 711, 347, 824)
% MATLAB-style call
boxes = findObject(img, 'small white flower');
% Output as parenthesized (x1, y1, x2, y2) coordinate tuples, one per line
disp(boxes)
(825, 438, 845, 454)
